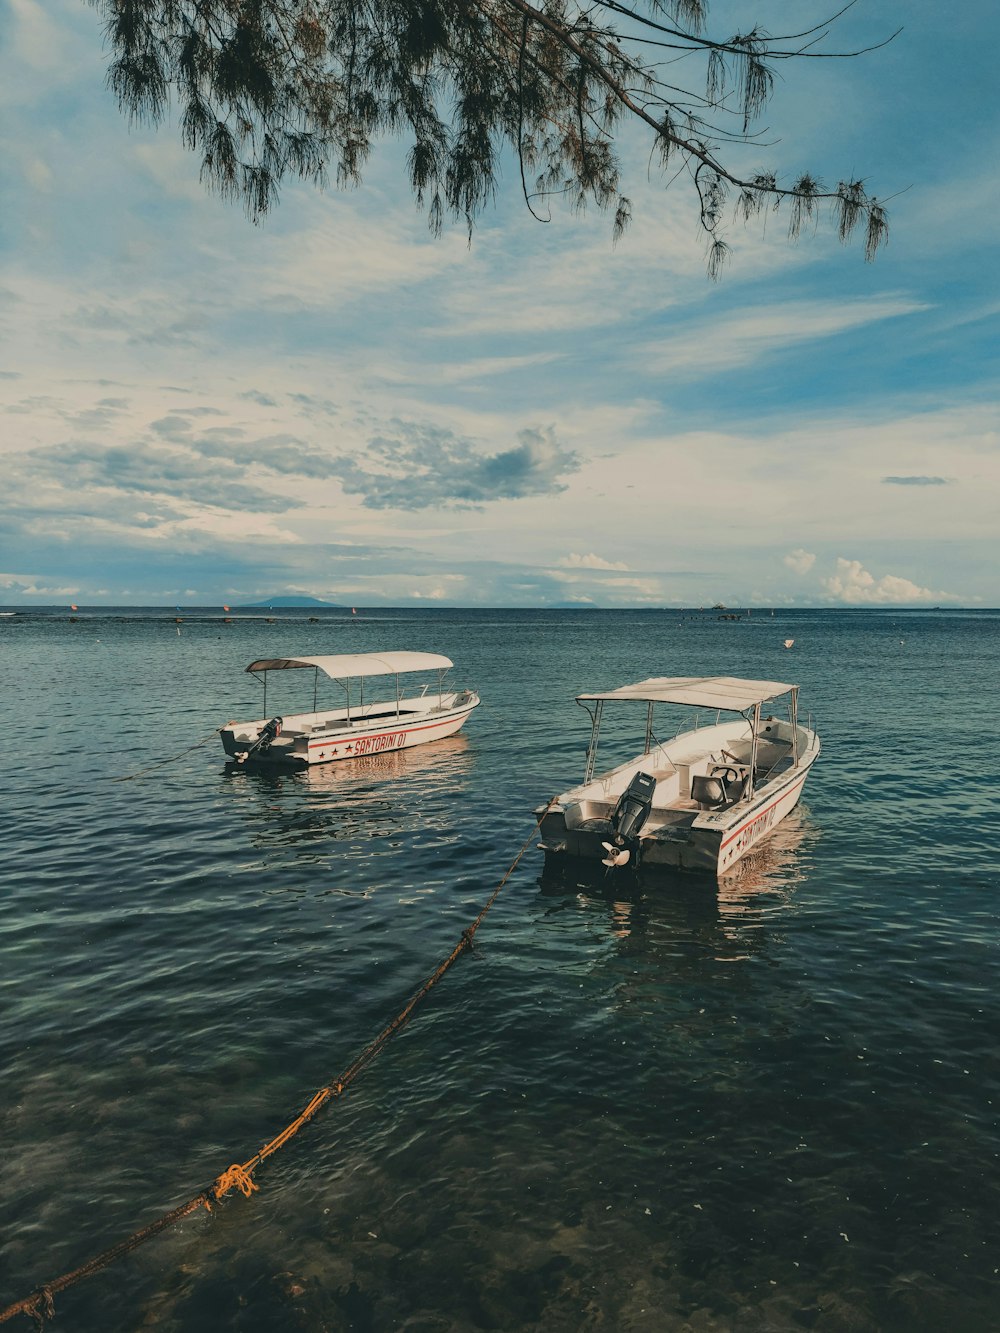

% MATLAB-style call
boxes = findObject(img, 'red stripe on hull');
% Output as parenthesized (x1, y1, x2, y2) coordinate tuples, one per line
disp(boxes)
(719, 771, 808, 852)
(304, 709, 471, 758)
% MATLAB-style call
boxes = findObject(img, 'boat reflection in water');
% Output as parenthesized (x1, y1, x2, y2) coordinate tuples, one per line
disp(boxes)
(537, 809, 817, 965)
(219, 734, 475, 865)
(286, 733, 474, 795)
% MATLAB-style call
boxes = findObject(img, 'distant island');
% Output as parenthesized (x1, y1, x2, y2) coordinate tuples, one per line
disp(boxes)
(239, 595, 342, 608)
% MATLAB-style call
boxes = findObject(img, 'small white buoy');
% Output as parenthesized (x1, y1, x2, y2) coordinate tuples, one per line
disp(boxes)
(784, 638, 794, 649)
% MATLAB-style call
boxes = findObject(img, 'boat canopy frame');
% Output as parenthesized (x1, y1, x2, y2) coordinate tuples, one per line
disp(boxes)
(577, 675, 800, 797)
(245, 652, 453, 722)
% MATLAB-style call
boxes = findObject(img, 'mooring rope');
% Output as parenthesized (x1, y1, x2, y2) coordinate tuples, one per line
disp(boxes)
(0, 803, 553, 1329)
(109, 728, 226, 783)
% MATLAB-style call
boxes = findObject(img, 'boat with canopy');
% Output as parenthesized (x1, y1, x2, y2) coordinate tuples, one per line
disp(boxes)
(220, 651, 479, 766)
(536, 675, 819, 875)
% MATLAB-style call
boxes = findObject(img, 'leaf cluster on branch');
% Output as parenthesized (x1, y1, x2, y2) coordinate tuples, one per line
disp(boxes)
(95, 0, 895, 272)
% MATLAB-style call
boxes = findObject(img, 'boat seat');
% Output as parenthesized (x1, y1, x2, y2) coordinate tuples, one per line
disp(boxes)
(718, 774, 747, 801)
(674, 757, 713, 799)
(691, 774, 729, 809)
(648, 770, 681, 808)
(694, 766, 749, 808)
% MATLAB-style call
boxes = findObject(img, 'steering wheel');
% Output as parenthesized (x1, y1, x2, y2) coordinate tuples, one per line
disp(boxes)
(711, 765, 740, 783)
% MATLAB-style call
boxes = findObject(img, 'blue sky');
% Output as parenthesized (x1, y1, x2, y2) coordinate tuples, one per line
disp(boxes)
(1, 0, 998, 607)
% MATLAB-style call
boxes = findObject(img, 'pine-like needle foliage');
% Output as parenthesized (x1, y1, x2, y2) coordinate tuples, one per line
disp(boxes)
(96, 0, 895, 271)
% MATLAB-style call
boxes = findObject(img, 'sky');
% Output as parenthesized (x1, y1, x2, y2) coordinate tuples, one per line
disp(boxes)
(1, 0, 998, 608)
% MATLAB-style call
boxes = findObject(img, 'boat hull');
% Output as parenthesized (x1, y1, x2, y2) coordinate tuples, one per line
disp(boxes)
(221, 695, 479, 767)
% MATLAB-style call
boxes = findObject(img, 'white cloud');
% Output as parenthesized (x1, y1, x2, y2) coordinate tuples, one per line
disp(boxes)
(784, 549, 816, 576)
(644, 296, 928, 376)
(822, 558, 957, 605)
(337, 572, 468, 601)
(4, 0, 76, 79)
(254, 209, 465, 311)
(547, 571, 663, 599)
(558, 553, 630, 571)
(426, 353, 566, 386)
(600, 577, 664, 601)
(0, 573, 78, 596)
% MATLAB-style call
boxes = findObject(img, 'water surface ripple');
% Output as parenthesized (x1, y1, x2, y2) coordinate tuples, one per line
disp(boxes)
(1, 607, 998, 1330)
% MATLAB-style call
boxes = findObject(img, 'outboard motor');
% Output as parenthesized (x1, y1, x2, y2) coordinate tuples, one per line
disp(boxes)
(601, 770, 657, 868)
(235, 716, 284, 764)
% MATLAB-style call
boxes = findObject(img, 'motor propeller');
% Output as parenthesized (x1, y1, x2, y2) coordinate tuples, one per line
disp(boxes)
(601, 841, 632, 868)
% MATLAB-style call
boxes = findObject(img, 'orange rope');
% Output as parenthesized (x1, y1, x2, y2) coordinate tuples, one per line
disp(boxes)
(0, 803, 552, 1328)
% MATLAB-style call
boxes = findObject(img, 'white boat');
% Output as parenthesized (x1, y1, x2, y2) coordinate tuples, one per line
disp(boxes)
(220, 652, 479, 766)
(536, 675, 819, 876)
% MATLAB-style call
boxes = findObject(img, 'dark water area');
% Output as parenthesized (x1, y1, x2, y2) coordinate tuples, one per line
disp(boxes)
(1, 606, 998, 1331)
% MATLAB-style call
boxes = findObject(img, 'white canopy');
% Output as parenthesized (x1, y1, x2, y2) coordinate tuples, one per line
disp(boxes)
(577, 675, 796, 711)
(246, 652, 453, 678)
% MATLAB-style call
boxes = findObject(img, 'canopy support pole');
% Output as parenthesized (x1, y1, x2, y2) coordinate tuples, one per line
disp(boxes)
(790, 688, 799, 766)
(748, 702, 761, 799)
(584, 701, 603, 784)
(644, 702, 654, 754)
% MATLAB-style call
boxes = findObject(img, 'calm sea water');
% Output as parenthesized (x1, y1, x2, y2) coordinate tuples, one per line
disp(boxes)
(2, 606, 998, 1331)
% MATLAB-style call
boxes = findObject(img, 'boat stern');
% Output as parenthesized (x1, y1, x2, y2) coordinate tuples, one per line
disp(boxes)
(220, 719, 307, 766)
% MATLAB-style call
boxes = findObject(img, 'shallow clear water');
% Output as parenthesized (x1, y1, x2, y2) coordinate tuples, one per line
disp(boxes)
(2, 606, 998, 1331)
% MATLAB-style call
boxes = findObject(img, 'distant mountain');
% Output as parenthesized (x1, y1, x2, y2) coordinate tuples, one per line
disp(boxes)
(240, 595, 342, 608)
